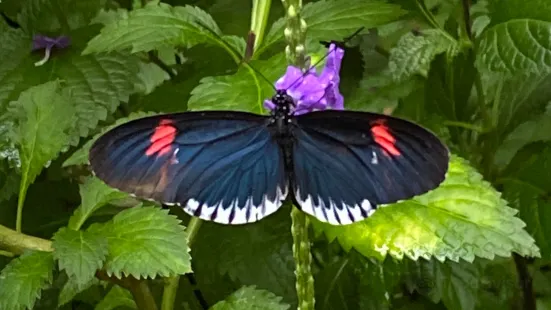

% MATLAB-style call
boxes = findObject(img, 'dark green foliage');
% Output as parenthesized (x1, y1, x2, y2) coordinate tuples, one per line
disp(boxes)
(0, 0, 549, 309)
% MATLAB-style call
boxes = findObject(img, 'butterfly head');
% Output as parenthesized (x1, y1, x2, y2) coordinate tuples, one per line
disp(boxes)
(272, 89, 295, 114)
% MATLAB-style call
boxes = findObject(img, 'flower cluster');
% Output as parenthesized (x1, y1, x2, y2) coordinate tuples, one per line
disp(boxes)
(264, 43, 345, 115)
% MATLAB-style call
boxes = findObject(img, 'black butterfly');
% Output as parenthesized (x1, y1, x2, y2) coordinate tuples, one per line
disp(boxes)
(89, 86, 449, 225)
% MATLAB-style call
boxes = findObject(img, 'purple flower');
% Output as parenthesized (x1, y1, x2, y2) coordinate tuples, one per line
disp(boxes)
(264, 43, 345, 115)
(32, 35, 71, 66)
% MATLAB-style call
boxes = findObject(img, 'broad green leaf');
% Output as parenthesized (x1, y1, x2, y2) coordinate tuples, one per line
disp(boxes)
(312, 155, 540, 262)
(0, 251, 55, 310)
(262, 0, 405, 54)
(13, 81, 75, 218)
(68, 177, 128, 230)
(193, 209, 296, 304)
(83, 2, 238, 59)
(0, 27, 30, 112)
(188, 53, 286, 114)
(403, 259, 481, 310)
(477, 20, 551, 74)
(17, 0, 106, 33)
(388, 30, 457, 82)
(494, 107, 551, 169)
(95, 285, 137, 310)
(487, 0, 551, 25)
(210, 286, 290, 310)
(52, 227, 108, 288)
(0, 31, 140, 147)
(89, 206, 192, 279)
(63, 111, 158, 167)
(58, 276, 99, 307)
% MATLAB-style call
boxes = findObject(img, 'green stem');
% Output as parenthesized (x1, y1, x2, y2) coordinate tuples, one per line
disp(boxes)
(0, 224, 53, 254)
(161, 217, 203, 310)
(129, 278, 159, 310)
(251, 0, 272, 55)
(291, 207, 315, 310)
(415, 0, 456, 43)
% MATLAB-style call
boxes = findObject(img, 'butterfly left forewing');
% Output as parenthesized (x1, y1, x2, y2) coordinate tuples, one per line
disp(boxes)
(291, 110, 449, 225)
(89, 111, 288, 225)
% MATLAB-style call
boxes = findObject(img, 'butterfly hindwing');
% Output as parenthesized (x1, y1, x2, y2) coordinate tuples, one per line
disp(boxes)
(291, 110, 449, 225)
(89, 112, 288, 225)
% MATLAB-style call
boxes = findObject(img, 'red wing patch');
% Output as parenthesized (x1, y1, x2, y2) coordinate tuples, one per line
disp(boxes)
(145, 119, 177, 157)
(370, 120, 401, 156)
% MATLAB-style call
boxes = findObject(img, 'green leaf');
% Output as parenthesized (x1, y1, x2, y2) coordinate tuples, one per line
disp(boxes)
(494, 107, 551, 169)
(83, 2, 239, 61)
(68, 177, 128, 230)
(388, 30, 457, 82)
(193, 209, 296, 304)
(262, 0, 405, 54)
(95, 285, 137, 310)
(188, 53, 286, 114)
(13, 81, 75, 215)
(63, 111, 158, 167)
(477, 19, 551, 74)
(58, 276, 99, 307)
(312, 155, 540, 262)
(0, 251, 55, 310)
(0, 27, 30, 112)
(210, 286, 290, 310)
(52, 227, 108, 288)
(403, 259, 481, 310)
(89, 206, 192, 279)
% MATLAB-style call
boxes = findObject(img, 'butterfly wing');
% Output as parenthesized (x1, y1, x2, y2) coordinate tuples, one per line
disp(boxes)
(291, 110, 449, 225)
(89, 112, 288, 225)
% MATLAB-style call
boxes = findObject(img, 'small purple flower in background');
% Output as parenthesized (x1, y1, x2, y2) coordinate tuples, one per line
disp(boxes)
(32, 35, 71, 67)
(264, 43, 345, 115)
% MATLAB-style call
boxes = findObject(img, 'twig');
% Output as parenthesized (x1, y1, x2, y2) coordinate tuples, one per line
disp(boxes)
(148, 51, 177, 80)
(513, 254, 536, 310)
(461, 0, 473, 40)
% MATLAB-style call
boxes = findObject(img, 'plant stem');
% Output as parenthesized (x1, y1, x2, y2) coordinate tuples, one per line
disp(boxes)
(514, 254, 536, 310)
(161, 217, 203, 310)
(0, 224, 53, 253)
(460, 0, 473, 40)
(291, 207, 315, 310)
(281, 0, 315, 308)
(129, 278, 159, 310)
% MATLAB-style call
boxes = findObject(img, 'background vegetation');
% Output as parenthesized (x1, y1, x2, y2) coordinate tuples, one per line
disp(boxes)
(0, 0, 549, 309)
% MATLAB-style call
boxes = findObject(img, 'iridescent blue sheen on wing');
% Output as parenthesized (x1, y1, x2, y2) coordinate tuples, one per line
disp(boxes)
(291, 110, 449, 225)
(89, 112, 288, 225)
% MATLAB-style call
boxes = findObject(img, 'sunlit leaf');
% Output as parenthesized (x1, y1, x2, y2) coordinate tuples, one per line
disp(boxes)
(312, 156, 540, 262)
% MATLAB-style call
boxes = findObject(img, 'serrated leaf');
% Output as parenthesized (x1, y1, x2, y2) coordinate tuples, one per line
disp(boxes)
(210, 286, 290, 310)
(68, 177, 128, 230)
(403, 259, 480, 310)
(58, 276, 99, 307)
(494, 108, 551, 169)
(89, 206, 191, 279)
(262, 0, 405, 54)
(188, 53, 286, 114)
(0, 28, 140, 147)
(95, 285, 137, 310)
(52, 227, 108, 288)
(312, 155, 540, 262)
(63, 111, 158, 167)
(13, 81, 75, 216)
(83, 2, 234, 56)
(0, 251, 55, 310)
(388, 30, 457, 82)
(193, 209, 296, 304)
(477, 19, 551, 74)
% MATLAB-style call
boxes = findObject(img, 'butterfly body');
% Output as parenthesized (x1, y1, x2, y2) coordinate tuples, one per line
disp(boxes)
(90, 90, 449, 226)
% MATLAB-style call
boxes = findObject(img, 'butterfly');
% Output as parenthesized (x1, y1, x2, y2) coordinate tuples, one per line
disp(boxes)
(89, 85, 449, 226)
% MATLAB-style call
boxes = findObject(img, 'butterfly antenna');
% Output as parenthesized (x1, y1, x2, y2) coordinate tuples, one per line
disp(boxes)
(285, 27, 365, 91)
(193, 20, 277, 91)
